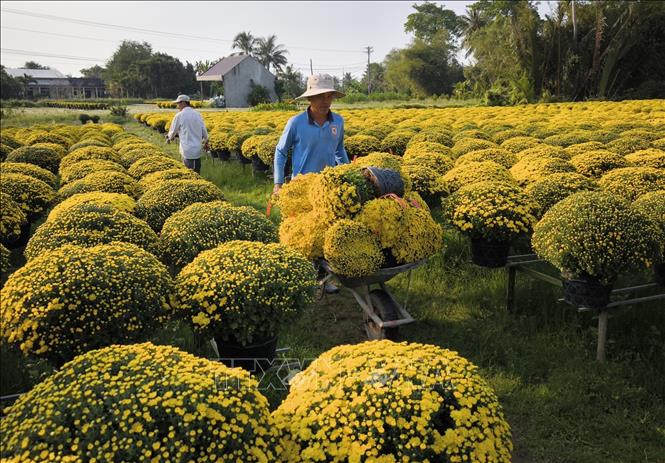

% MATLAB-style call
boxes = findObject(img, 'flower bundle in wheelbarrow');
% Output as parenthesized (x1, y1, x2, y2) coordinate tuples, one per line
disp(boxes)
(275, 164, 444, 340)
(276, 163, 443, 277)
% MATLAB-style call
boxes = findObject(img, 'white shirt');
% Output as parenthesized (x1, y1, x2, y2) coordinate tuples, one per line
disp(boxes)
(167, 106, 209, 159)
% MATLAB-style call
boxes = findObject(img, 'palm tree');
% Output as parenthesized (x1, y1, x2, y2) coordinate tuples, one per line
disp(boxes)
(460, 7, 486, 57)
(254, 35, 289, 74)
(232, 32, 256, 55)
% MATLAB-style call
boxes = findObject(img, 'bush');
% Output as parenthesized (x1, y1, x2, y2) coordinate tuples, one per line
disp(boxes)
(279, 209, 332, 260)
(175, 240, 316, 345)
(127, 155, 183, 179)
(404, 141, 452, 157)
(403, 151, 454, 175)
(448, 181, 537, 243)
(442, 161, 514, 193)
(31, 141, 67, 159)
(161, 201, 278, 269)
(564, 141, 607, 157)
(401, 164, 447, 207)
(0, 192, 27, 244)
(625, 148, 665, 169)
(0, 342, 280, 462)
(500, 136, 543, 154)
(570, 150, 631, 178)
(0, 133, 23, 150)
(0, 173, 55, 219)
(1, 161, 57, 188)
(351, 152, 404, 172)
(25, 132, 71, 148)
(138, 167, 199, 192)
(510, 157, 576, 185)
(47, 191, 136, 222)
(633, 190, 665, 236)
(59, 159, 127, 184)
(408, 130, 454, 148)
(345, 134, 382, 158)
(5, 145, 60, 173)
(533, 191, 661, 284)
(25, 203, 161, 261)
(309, 165, 374, 221)
(456, 148, 518, 169)
(135, 179, 225, 231)
(255, 133, 281, 166)
(598, 167, 665, 201)
(451, 138, 498, 158)
(323, 219, 384, 276)
(524, 172, 598, 218)
(56, 171, 140, 203)
(60, 146, 120, 171)
(274, 340, 512, 462)
(78, 113, 90, 124)
(0, 243, 173, 365)
(0, 243, 9, 276)
(109, 105, 127, 117)
(380, 130, 414, 156)
(606, 135, 652, 155)
(356, 196, 443, 264)
(247, 83, 272, 106)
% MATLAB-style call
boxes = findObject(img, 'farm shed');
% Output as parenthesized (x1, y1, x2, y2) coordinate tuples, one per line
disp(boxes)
(6, 68, 105, 99)
(196, 54, 277, 108)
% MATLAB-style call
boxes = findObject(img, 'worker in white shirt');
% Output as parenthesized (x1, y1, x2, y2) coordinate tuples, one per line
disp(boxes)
(166, 94, 209, 173)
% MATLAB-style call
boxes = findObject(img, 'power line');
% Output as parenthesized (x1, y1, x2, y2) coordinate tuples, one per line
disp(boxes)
(1, 26, 226, 56)
(2, 7, 366, 55)
(1, 48, 104, 62)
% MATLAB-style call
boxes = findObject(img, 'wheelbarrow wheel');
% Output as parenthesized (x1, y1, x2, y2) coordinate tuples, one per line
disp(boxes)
(364, 289, 400, 341)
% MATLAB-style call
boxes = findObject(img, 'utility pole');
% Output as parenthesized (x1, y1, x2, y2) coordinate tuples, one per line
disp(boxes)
(364, 46, 373, 94)
(310, 59, 313, 75)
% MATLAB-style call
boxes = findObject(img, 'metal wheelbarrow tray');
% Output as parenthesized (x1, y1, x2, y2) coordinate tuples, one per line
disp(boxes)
(318, 259, 426, 340)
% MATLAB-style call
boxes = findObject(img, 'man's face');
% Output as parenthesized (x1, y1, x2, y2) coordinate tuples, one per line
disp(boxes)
(177, 101, 187, 111)
(309, 92, 335, 113)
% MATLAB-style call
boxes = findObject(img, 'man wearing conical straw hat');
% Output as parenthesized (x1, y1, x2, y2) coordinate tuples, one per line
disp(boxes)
(272, 73, 349, 195)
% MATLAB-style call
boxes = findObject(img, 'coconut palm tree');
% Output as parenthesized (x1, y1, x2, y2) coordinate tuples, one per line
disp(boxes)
(254, 35, 289, 74)
(232, 32, 256, 55)
(460, 7, 487, 58)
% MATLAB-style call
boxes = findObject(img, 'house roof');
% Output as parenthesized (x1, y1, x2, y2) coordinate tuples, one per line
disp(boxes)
(196, 54, 251, 81)
(6, 68, 66, 79)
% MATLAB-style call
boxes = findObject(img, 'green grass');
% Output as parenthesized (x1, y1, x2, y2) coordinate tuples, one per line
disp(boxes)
(1, 115, 664, 462)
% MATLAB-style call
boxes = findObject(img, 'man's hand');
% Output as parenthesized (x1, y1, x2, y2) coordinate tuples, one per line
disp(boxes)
(165, 135, 171, 144)
(272, 184, 282, 196)
(203, 141, 210, 151)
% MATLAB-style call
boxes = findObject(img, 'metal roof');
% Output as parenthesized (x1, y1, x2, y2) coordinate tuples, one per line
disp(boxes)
(196, 54, 251, 81)
(6, 68, 66, 79)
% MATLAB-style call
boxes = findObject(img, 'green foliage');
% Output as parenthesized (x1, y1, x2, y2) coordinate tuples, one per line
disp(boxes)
(247, 83, 272, 107)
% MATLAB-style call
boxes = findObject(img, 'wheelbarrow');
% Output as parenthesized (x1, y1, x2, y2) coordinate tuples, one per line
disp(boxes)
(318, 259, 426, 340)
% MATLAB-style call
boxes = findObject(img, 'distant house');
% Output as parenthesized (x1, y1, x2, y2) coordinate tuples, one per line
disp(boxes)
(197, 54, 277, 108)
(6, 68, 105, 99)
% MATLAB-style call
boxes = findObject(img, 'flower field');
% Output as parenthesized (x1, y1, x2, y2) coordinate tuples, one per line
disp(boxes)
(1, 99, 664, 462)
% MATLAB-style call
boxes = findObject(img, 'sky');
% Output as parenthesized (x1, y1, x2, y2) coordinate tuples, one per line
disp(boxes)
(0, 1, 555, 78)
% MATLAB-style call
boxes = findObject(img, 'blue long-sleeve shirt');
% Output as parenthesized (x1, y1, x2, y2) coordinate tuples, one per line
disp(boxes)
(273, 108, 349, 184)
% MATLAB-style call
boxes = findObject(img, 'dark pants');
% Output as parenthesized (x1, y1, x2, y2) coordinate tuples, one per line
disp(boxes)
(182, 157, 201, 174)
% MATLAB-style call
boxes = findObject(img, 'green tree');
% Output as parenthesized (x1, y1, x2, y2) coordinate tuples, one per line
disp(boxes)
(254, 35, 288, 74)
(275, 65, 304, 100)
(23, 61, 49, 70)
(404, 2, 466, 44)
(0, 65, 23, 99)
(361, 63, 387, 93)
(105, 41, 153, 97)
(80, 65, 105, 79)
(232, 31, 256, 55)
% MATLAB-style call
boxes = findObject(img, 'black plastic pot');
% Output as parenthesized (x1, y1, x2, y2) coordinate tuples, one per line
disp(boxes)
(562, 276, 613, 309)
(363, 167, 405, 197)
(214, 335, 278, 374)
(470, 238, 510, 268)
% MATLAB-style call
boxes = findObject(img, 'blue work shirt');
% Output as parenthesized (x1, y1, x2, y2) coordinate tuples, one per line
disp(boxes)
(273, 108, 349, 184)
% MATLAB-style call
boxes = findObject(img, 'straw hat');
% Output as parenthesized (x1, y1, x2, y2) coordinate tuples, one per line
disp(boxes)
(173, 94, 190, 103)
(296, 74, 345, 100)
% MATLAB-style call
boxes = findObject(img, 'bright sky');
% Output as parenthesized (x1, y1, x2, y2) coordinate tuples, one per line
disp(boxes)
(1, 1, 555, 78)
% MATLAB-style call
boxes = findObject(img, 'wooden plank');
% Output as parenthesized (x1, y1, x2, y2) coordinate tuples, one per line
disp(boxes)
(516, 265, 563, 287)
